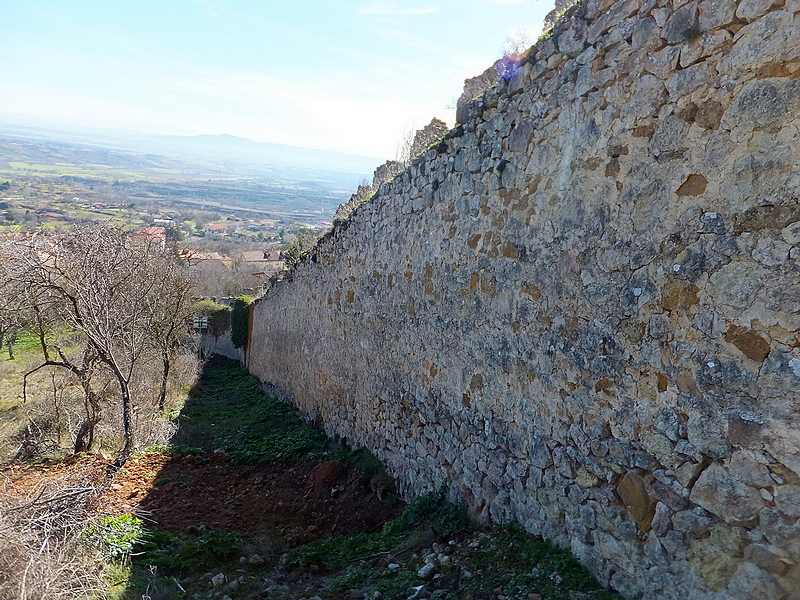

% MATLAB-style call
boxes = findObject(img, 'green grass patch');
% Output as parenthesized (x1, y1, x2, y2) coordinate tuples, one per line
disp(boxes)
(174, 355, 335, 462)
(118, 528, 243, 599)
(228, 426, 328, 464)
(283, 488, 621, 600)
(286, 488, 472, 573)
(84, 514, 145, 561)
(459, 525, 620, 599)
(141, 443, 206, 456)
(4, 330, 41, 354)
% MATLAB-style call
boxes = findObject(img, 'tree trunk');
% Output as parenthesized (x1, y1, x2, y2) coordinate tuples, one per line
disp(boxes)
(75, 376, 100, 454)
(158, 355, 170, 413)
(73, 420, 91, 454)
(6, 327, 16, 360)
(115, 375, 134, 458)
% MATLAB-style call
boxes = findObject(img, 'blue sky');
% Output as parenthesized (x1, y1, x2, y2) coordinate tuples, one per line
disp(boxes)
(0, 0, 552, 159)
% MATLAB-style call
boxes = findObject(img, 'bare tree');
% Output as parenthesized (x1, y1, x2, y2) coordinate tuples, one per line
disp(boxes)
(144, 252, 196, 412)
(1, 224, 196, 459)
(24, 311, 105, 455)
(0, 304, 21, 359)
(0, 250, 24, 360)
(503, 29, 533, 58)
(396, 129, 416, 165)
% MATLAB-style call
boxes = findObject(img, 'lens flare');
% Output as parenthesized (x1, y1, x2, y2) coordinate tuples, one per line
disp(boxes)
(496, 53, 523, 79)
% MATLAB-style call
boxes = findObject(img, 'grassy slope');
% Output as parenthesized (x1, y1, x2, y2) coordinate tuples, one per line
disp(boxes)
(0, 332, 51, 460)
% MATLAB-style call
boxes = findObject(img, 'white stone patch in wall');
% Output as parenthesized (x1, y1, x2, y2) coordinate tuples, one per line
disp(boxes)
(752, 235, 792, 266)
(788, 358, 800, 377)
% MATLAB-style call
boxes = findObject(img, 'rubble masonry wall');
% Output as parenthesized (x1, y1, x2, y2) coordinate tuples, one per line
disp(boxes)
(248, 0, 800, 597)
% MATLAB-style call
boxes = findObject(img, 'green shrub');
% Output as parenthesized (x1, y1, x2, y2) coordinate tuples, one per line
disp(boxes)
(192, 300, 231, 337)
(85, 514, 144, 560)
(230, 295, 252, 349)
(134, 529, 241, 574)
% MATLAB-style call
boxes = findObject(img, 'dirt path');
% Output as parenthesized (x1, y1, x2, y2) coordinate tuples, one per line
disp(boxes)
(2, 354, 400, 553)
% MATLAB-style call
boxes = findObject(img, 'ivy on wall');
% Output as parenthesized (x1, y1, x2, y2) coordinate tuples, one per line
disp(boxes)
(231, 295, 253, 349)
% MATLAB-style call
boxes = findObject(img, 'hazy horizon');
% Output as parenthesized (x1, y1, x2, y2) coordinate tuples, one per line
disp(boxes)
(0, 1, 552, 160)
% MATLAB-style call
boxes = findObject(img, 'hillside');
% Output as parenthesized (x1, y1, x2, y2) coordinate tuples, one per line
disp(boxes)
(1, 356, 621, 600)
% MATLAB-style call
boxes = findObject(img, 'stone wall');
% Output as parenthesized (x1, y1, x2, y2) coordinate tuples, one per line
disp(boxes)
(248, 0, 800, 598)
(201, 328, 245, 363)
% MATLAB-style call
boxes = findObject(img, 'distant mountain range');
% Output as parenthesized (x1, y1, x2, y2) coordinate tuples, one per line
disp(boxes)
(137, 133, 382, 176)
(0, 121, 381, 178)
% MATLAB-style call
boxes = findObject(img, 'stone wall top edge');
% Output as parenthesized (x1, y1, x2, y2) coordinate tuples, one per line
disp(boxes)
(254, 0, 798, 307)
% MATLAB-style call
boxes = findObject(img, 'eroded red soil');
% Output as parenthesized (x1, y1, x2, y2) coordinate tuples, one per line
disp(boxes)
(2, 451, 400, 548)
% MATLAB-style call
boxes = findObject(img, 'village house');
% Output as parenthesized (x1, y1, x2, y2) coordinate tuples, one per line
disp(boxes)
(204, 222, 229, 237)
(133, 226, 167, 249)
(179, 249, 231, 276)
(235, 248, 285, 284)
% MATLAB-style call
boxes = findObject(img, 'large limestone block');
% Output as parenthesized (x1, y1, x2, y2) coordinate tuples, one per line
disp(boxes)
(679, 29, 733, 68)
(707, 261, 764, 310)
(620, 74, 668, 119)
(665, 61, 717, 99)
(726, 562, 786, 600)
(689, 463, 764, 525)
(687, 539, 738, 591)
(649, 113, 691, 158)
(744, 543, 795, 576)
(719, 11, 799, 77)
(558, 18, 588, 57)
(587, 0, 640, 43)
(697, 0, 738, 29)
(736, 0, 782, 21)
(644, 45, 681, 79)
(631, 16, 661, 51)
(664, 4, 699, 44)
(616, 472, 657, 531)
(725, 78, 800, 132)
(774, 484, 800, 518)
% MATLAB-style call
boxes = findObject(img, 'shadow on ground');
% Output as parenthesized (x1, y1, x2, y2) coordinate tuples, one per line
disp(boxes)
(100, 355, 401, 599)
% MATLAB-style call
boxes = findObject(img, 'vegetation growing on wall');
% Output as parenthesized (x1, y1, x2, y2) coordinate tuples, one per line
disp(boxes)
(231, 295, 253, 349)
(282, 233, 319, 270)
(192, 300, 231, 337)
